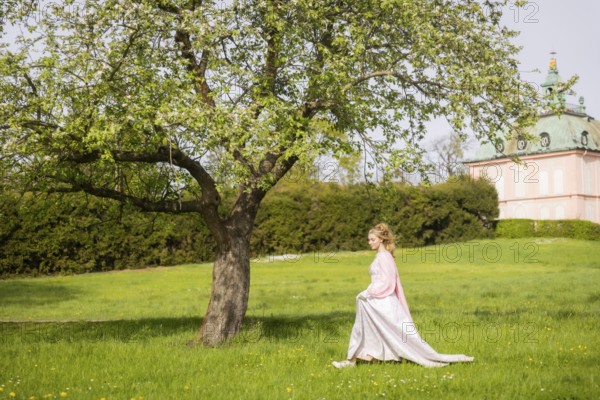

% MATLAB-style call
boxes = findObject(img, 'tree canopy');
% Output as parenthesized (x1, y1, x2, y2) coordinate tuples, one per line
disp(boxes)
(1, 0, 538, 199)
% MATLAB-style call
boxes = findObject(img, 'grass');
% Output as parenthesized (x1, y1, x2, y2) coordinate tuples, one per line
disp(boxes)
(1, 238, 599, 399)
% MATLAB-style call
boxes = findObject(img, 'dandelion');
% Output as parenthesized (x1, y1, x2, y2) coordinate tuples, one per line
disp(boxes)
(10, 392, 16, 398)
(60, 392, 68, 398)
(184, 385, 190, 391)
(286, 387, 292, 393)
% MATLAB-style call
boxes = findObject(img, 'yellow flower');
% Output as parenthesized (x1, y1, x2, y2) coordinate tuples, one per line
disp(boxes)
(60, 392, 68, 398)
(184, 385, 190, 391)
(10, 392, 16, 398)
(287, 387, 293, 393)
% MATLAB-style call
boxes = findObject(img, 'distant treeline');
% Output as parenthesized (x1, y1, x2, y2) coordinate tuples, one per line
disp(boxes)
(0, 177, 499, 276)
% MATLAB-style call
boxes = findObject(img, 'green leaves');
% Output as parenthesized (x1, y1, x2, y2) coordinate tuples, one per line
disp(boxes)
(1, 0, 540, 213)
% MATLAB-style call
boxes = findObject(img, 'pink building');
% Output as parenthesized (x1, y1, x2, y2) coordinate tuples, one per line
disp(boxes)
(465, 58, 600, 224)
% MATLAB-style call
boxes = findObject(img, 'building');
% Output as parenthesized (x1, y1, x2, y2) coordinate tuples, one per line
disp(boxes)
(465, 57, 600, 224)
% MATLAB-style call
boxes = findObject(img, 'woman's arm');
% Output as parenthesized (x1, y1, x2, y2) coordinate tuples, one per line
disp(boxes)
(366, 253, 397, 298)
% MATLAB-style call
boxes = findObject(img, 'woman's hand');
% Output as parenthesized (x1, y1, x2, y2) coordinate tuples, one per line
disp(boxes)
(356, 290, 369, 300)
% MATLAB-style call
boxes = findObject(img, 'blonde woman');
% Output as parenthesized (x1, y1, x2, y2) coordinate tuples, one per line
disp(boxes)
(332, 223, 474, 368)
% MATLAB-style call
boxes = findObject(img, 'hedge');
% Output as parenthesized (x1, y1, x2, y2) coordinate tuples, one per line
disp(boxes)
(1, 177, 499, 276)
(496, 219, 600, 241)
(252, 176, 498, 254)
(0, 192, 214, 276)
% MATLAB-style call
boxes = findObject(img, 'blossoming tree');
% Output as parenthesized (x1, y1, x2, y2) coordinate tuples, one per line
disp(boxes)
(1, 0, 538, 345)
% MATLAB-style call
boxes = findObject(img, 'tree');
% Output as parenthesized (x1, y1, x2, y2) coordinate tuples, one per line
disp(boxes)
(0, 0, 539, 345)
(427, 131, 473, 183)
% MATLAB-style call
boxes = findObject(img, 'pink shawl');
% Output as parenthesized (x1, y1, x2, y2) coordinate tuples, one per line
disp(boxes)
(366, 251, 413, 322)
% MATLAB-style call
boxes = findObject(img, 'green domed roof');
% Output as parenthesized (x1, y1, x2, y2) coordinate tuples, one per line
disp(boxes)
(468, 112, 600, 162)
(467, 56, 599, 162)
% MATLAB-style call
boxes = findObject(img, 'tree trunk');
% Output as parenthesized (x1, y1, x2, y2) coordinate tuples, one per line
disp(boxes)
(195, 230, 251, 346)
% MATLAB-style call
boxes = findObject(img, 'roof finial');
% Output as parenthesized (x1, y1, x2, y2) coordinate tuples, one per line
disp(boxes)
(549, 51, 557, 71)
(579, 96, 586, 114)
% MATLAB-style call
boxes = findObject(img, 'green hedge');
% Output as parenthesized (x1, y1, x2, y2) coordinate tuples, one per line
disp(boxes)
(1, 177, 499, 276)
(0, 192, 214, 276)
(252, 177, 498, 254)
(495, 219, 600, 241)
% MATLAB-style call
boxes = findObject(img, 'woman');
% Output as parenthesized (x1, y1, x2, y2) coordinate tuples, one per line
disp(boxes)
(332, 223, 474, 368)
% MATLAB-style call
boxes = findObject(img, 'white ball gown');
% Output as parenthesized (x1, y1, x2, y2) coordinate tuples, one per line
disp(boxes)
(345, 250, 474, 367)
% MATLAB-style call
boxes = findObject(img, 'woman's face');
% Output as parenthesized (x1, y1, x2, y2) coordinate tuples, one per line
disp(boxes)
(368, 233, 383, 250)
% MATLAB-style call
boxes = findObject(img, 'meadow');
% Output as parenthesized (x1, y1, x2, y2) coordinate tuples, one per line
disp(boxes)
(1, 238, 599, 399)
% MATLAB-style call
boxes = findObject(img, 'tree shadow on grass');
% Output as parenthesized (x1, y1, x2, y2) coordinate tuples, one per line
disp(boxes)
(240, 311, 353, 344)
(0, 281, 82, 307)
(0, 312, 355, 345)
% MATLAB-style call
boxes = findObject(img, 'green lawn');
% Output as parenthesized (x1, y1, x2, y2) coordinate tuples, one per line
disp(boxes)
(1, 238, 599, 399)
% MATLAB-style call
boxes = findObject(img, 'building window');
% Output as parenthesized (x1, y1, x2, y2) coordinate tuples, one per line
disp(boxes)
(586, 202, 595, 222)
(515, 205, 527, 218)
(584, 166, 593, 195)
(539, 170, 549, 195)
(581, 131, 589, 146)
(553, 170, 564, 194)
(517, 136, 527, 151)
(540, 132, 550, 148)
(495, 175, 504, 199)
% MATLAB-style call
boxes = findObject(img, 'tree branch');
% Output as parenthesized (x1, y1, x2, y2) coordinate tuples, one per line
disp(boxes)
(153, 0, 181, 14)
(22, 72, 38, 96)
(341, 70, 398, 92)
(107, 28, 143, 82)
(69, 145, 221, 208)
(174, 29, 215, 108)
(264, 32, 278, 96)
(51, 183, 202, 213)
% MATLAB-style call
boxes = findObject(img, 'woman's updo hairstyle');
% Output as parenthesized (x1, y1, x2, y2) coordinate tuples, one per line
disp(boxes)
(369, 223, 396, 258)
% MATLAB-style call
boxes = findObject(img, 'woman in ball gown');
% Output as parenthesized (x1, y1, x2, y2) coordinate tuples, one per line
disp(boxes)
(332, 223, 474, 368)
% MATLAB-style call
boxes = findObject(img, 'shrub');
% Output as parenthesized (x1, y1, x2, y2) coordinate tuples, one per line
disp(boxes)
(495, 219, 536, 238)
(496, 219, 600, 240)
